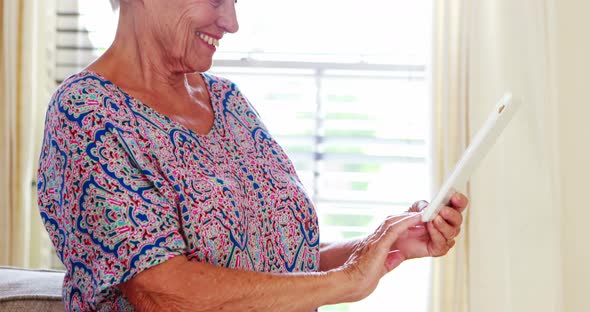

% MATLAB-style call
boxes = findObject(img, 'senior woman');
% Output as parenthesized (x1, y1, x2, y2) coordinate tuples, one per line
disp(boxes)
(37, 0, 468, 311)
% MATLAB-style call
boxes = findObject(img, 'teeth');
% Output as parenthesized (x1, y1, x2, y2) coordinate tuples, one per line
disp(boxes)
(198, 32, 219, 48)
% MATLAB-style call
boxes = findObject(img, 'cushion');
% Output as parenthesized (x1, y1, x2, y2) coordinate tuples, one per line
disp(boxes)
(0, 266, 65, 312)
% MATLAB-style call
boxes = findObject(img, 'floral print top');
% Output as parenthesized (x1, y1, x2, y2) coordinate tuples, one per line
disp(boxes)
(37, 71, 320, 311)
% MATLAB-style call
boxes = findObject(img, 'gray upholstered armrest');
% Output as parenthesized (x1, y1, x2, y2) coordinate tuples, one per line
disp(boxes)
(0, 266, 65, 311)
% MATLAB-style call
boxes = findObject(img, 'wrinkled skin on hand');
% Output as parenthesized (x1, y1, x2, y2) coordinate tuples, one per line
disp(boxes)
(339, 193, 468, 302)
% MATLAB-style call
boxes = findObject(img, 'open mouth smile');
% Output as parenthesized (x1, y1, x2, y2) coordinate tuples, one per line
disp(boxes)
(197, 32, 220, 48)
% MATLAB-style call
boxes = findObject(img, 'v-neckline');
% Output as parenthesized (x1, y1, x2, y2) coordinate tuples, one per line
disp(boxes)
(81, 70, 220, 138)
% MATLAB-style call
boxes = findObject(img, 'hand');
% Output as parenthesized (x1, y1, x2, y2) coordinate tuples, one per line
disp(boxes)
(392, 192, 469, 259)
(337, 213, 423, 302)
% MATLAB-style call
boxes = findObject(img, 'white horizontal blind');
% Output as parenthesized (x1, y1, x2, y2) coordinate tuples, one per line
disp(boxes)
(55, 0, 117, 84)
(210, 63, 428, 242)
(53, 1, 432, 311)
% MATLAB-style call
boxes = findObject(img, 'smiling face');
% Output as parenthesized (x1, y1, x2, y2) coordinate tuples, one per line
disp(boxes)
(139, 0, 239, 72)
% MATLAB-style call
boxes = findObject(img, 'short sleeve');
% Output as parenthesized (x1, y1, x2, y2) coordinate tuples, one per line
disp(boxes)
(37, 76, 186, 310)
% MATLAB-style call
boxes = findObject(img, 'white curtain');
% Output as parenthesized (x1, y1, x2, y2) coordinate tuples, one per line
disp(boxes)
(0, 0, 15, 266)
(1, 0, 56, 268)
(431, 0, 564, 311)
(429, 0, 472, 311)
(554, 1, 590, 310)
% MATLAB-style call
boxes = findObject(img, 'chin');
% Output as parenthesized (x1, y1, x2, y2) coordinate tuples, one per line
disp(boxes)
(189, 59, 214, 73)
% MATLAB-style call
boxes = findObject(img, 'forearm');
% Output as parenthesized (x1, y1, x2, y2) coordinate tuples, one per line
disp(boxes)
(319, 239, 360, 272)
(123, 256, 351, 312)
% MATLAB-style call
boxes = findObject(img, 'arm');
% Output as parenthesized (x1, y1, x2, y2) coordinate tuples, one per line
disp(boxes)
(121, 214, 425, 312)
(121, 255, 349, 312)
(319, 240, 359, 272)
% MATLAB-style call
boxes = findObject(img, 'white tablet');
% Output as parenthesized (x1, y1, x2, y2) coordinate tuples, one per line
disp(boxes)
(421, 93, 521, 222)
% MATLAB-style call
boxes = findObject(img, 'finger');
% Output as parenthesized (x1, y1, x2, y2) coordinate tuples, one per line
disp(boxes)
(408, 200, 428, 213)
(399, 225, 427, 240)
(440, 206, 463, 228)
(426, 221, 447, 255)
(379, 212, 418, 233)
(374, 212, 414, 237)
(381, 214, 424, 247)
(433, 215, 457, 240)
(450, 193, 469, 212)
(447, 240, 456, 249)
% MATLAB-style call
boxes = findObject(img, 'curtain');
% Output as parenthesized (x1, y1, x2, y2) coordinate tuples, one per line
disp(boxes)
(555, 1, 590, 310)
(0, 0, 56, 268)
(431, 0, 564, 311)
(465, 2, 562, 311)
(0, 0, 21, 267)
(0, 0, 14, 266)
(429, 0, 472, 311)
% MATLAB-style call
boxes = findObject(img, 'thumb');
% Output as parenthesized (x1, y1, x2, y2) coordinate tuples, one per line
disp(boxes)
(385, 250, 406, 272)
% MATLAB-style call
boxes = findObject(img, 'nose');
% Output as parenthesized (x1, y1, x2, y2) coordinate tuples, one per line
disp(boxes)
(218, 1, 239, 34)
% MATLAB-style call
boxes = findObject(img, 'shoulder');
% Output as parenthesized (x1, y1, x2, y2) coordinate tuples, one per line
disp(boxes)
(204, 72, 263, 117)
(53, 71, 117, 105)
(203, 72, 241, 94)
(48, 71, 131, 129)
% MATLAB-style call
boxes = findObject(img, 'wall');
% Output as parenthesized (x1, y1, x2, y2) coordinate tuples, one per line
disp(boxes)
(555, 0, 590, 311)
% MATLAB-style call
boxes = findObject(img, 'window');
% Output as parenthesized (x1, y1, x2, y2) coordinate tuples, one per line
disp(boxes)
(53, 1, 433, 311)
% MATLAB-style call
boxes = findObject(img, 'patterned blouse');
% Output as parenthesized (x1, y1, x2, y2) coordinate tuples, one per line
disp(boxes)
(37, 71, 320, 311)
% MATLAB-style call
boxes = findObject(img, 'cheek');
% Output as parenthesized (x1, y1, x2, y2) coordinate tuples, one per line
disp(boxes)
(164, 23, 197, 59)
(181, 28, 197, 52)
